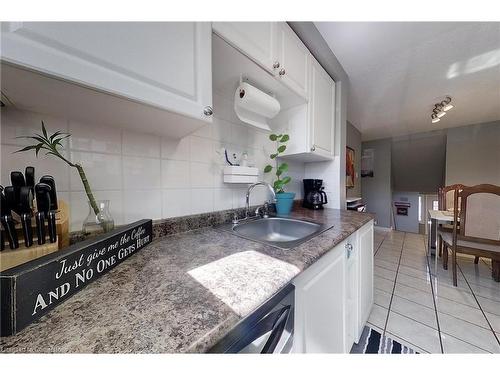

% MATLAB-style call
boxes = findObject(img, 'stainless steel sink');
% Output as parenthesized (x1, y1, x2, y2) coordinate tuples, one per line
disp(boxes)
(219, 217, 333, 249)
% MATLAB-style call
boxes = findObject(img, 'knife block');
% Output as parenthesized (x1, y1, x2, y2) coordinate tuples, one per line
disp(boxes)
(0, 200, 69, 272)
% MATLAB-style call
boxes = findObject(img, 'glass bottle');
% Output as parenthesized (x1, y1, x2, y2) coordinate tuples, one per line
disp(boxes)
(82, 200, 115, 235)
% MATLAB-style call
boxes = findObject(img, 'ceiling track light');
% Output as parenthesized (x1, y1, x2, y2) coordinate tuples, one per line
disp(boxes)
(430, 96, 453, 123)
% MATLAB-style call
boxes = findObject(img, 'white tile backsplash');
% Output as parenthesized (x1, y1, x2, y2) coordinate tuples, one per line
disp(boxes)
(124, 189, 162, 222)
(190, 188, 214, 214)
(161, 136, 190, 161)
(2, 101, 307, 232)
(190, 161, 214, 188)
(122, 130, 160, 158)
(69, 121, 121, 154)
(69, 151, 122, 191)
(161, 160, 190, 189)
(190, 136, 214, 163)
(162, 189, 191, 218)
(123, 156, 161, 190)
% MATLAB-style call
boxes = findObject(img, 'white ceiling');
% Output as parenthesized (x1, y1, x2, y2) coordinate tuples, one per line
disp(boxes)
(315, 22, 500, 141)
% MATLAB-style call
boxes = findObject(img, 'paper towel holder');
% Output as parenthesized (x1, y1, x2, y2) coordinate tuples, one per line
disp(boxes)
(239, 74, 276, 98)
(234, 77, 280, 132)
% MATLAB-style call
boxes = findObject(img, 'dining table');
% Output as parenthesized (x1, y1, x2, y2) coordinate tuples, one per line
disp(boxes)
(427, 209, 456, 270)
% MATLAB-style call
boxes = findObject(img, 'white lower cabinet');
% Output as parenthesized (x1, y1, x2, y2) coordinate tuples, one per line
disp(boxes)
(357, 221, 374, 341)
(292, 220, 374, 353)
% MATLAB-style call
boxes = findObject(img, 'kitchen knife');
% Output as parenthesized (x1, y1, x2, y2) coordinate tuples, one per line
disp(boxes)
(10, 171, 26, 214)
(1, 186, 19, 249)
(39, 175, 58, 211)
(35, 183, 52, 245)
(39, 176, 58, 243)
(25, 166, 35, 195)
(19, 186, 34, 247)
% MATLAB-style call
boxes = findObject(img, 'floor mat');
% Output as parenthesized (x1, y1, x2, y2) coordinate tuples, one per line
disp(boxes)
(350, 326, 419, 354)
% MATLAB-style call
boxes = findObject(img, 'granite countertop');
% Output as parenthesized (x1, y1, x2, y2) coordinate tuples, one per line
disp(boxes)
(0, 208, 373, 353)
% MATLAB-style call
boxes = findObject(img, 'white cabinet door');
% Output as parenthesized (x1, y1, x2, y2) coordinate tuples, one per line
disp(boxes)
(309, 58, 336, 158)
(345, 234, 359, 349)
(0, 22, 213, 123)
(293, 244, 346, 353)
(357, 221, 374, 341)
(212, 22, 278, 74)
(276, 23, 309, 98)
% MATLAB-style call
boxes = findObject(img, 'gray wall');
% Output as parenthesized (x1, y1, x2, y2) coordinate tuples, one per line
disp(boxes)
(391, 130, 447, 194)
(446, 121, 500, 186)
(346, 121, 361, 198)
(361, 138, 392, 228)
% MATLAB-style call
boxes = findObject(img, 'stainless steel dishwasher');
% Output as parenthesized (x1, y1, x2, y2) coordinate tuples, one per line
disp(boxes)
(208, 284, 294, 353)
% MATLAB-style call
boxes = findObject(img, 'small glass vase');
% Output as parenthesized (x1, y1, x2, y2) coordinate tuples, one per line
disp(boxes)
(82, 200, 115, 235)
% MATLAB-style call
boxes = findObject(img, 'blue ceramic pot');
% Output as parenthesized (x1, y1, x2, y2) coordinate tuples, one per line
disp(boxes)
(275, 192, 296, 216)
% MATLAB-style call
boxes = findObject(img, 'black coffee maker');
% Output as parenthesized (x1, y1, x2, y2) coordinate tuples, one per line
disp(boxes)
(303, 179, 328, 209)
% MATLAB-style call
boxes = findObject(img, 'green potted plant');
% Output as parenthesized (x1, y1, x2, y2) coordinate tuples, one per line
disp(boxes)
(264, 133, 295, 216)
(16, 121, 114, 234)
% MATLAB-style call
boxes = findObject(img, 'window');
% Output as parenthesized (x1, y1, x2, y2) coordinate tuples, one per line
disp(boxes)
(433, 200, 439, 211)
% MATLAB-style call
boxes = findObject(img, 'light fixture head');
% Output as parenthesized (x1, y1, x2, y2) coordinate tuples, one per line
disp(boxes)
(443, 103, 454, 111)
(441, 96, 454, 111)
(431, 113, 440, 123)
(434, 104, 446, 118)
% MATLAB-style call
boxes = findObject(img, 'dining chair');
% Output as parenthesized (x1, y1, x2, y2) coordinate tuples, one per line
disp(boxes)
(441, 184, 500, 286)
(437, 184, 465, 258)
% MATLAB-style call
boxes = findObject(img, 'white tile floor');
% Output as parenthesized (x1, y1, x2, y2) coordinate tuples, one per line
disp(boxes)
(367, 228, 500, 353)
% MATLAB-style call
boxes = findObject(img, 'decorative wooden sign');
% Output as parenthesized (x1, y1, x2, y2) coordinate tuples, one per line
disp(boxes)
(0, 219, 152, 336)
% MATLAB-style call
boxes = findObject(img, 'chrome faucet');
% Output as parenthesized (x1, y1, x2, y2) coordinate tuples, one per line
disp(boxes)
(246, 182, 276, 219)
(232, 182, 276, 225)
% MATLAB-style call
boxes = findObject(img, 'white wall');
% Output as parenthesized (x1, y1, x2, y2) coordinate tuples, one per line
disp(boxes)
(1, 92, 305, 231)
(446, 121, 500, 186)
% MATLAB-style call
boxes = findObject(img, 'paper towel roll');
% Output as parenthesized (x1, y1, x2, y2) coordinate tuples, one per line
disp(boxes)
(234, 82, 281, 131)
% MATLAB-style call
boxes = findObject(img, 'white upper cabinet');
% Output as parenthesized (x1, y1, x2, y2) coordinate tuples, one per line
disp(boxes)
(0, 22, 213, 135)
(275, 23, 310, 99)
(212, 22, 278, 74)
(272, 57, 336, 162)
(309, 58, 336, 159)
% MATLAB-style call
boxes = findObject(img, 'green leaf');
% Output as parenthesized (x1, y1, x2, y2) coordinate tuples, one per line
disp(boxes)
(278, 163, 288, 172)
(269, 134, 278, 141)
(279, 134, 290, 143)
(14, 145, 38, 153)
(35, 143, 44, 157)
(282, 176, 291, 185)
(263, 165, 273, 173)
(50, 131, 63, 142)
(273, 180, 284, 191)
(277, 145, 286, 153)
(42, 121, 48, 138)
(270, 153, 278, 159)
(276, 169, 282, 177)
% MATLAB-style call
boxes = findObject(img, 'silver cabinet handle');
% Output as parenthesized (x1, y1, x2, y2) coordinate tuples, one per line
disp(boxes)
(279, 68, 286, 76)
(273, 61, 280, 69)
(310, 145, 316, 152)
(345, 243, 353, 258)
(203, 106, 213, 116)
